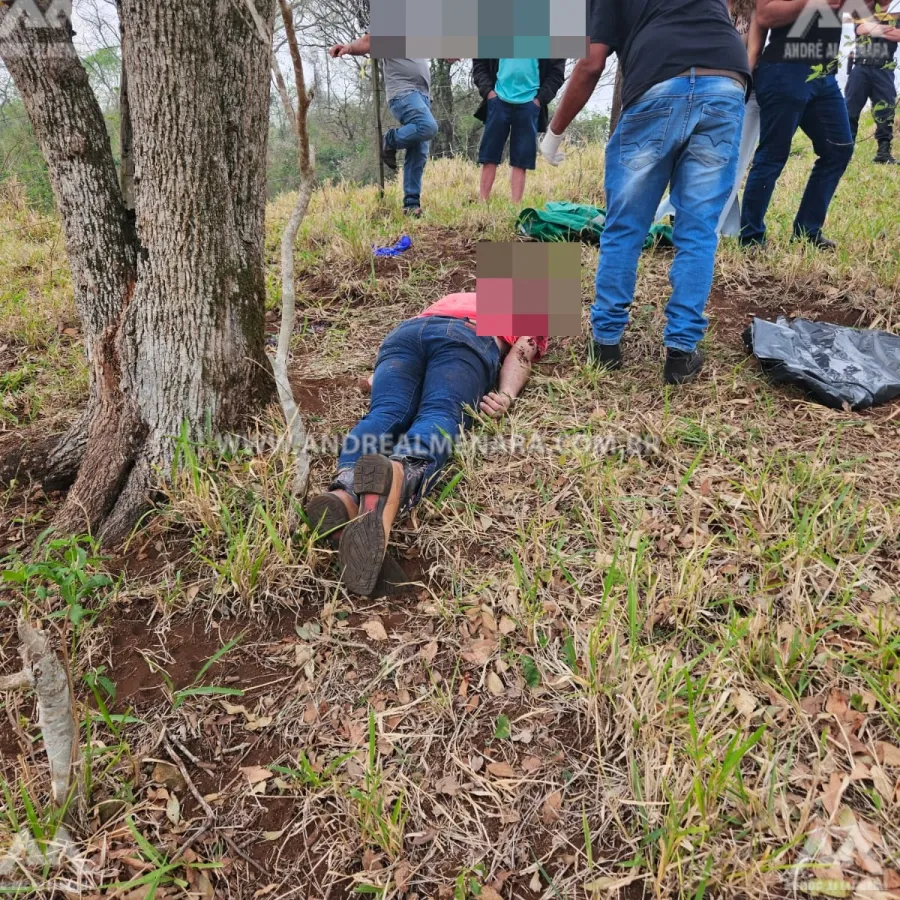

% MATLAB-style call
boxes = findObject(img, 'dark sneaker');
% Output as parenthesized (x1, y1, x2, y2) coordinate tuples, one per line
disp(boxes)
(791, 232, 837, 251)
(874, 154, 900, 165)
(664, 348, 705, 386)
(304, 493, 349, 548)
(382, 136, 398, 172)
(590, 341, 623, 371)
(403, 206, 423, 218)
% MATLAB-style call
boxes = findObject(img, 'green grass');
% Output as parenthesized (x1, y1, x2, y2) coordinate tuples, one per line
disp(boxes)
(1, 115, 899, 897)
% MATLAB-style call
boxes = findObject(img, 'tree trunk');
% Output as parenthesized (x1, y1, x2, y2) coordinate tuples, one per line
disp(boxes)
(430, 59, 454, 158)
(0, 0, 277, 545)
(610, 63, 624, 136)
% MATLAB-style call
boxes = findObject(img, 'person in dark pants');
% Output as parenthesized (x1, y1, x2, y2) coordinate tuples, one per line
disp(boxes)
(303, 293, 548, 596)
(739, 0, 855, 250)
(845, 13, 900, 165)
(472, 59, 566, 203)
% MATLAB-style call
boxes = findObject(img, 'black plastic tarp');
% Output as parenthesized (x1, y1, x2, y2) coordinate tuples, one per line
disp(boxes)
(744, 317, 900, 411)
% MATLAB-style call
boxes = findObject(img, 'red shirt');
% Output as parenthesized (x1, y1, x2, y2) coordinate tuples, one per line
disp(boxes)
(418, 293, 549, 360)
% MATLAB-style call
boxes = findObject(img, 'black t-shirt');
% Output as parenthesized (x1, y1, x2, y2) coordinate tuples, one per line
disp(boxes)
(762, 8, 844, 65)
(589, 0, 750, 111)
(855, 17, 899, 65)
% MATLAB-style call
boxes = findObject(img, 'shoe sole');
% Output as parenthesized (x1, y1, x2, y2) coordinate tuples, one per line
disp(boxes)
(339, 455, 394, 596)
(305, 494, 349, 549)
(664, 366, 704, 386)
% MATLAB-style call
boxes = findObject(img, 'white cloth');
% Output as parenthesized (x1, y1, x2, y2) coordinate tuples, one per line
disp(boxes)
(655, 93, 761, 238)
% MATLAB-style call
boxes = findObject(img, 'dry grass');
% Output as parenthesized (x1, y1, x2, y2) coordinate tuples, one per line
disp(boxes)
(2, 118, 900, 899)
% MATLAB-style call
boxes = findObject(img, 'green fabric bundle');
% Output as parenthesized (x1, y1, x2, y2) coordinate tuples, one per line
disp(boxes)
(516, 201, 673, 249)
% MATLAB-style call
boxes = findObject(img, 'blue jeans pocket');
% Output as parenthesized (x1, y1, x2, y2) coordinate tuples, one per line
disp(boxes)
(688, 103, 741, 167)
(619, 107, 672, 171)
(445, 320, 501, 379)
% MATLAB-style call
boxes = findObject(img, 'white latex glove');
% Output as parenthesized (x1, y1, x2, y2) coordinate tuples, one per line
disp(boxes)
(540, 127, 566, 166)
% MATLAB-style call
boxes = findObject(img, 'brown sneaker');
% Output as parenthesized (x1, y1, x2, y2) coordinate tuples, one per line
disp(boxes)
(339, 455, 396, 596)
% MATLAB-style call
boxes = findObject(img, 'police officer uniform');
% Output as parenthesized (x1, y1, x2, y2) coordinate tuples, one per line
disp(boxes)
(845, 19, 899, 164)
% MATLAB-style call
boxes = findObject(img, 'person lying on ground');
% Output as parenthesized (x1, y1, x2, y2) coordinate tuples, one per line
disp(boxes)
(472, 57, 566, 203)
(540, 0, 749, 385)
(304, 293, 548, 597)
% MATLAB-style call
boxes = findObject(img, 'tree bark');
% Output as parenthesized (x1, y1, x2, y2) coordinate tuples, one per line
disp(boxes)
(0, 0, 138, 501)
(430, 59, 454, 158)
(0, 0, 278, 545)
(610, 64, 624, 136)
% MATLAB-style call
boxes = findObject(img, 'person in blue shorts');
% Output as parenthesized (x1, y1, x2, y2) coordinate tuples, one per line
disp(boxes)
(473, 58, 566, 203)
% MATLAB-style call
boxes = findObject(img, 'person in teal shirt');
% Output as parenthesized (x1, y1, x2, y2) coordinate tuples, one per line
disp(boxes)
(473, 58, 566, 202)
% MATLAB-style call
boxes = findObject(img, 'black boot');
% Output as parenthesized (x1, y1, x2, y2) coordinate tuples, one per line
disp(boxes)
(589, 340, 623, 371)
(874, 140, 899, 165)
(382, 133, 398, 172)
(664, 348, 705, 386)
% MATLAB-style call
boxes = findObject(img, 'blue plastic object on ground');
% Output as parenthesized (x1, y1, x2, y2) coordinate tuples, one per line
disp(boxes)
(373, 235, 413, 258)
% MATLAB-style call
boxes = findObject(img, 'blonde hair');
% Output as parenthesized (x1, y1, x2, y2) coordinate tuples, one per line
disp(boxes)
(730, 0, 757, 24)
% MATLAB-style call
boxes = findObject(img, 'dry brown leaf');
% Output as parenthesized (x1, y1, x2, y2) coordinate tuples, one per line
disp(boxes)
(420, 640, 438, 664)
(486, 671, 505, 696)
(244, 715, 273, 732)
(435, 776, 460, 796)
(150, 761, 186, 793)
(362, 619, 389, 642)
(499, 616, 517, 635)
(165, 794, 180, 826)
(876, 741, 900, 767)
(522, 755, 542, 774)
(461, 638, 497, 667)
(541, 790, 562, 825)
(487, 761, 517, 779)
(870, 765, 894, 802)
(825, 689, 849, 718)
(240, 765, 273, 786)
(479, 888, 503, 900)
(731, 689, 757, 719)
(395, 861, 413, 891)
(821, 772, 848, 816)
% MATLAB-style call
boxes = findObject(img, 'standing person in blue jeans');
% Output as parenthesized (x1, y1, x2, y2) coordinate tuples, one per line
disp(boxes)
(739, 0, 854, 249)
(473, 58, 566, 203)
(304, 293, 548, 596)
(330, 35, 439, 217)
(542, 0, 749, 385)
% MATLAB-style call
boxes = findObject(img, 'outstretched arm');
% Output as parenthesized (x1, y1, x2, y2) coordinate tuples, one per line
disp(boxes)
(481, 338, 541, 418)
(329, 33, 371, 58)
(548, 43, 610, 135)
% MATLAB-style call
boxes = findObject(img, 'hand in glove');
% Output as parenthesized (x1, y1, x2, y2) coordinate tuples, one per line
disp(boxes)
(540, 128, 566, 166)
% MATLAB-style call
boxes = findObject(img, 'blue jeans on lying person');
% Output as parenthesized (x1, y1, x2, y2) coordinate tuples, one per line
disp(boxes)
(334, 317, 501, 506)
(592, 71, 745, 352)
(386, 90, 439, 210)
